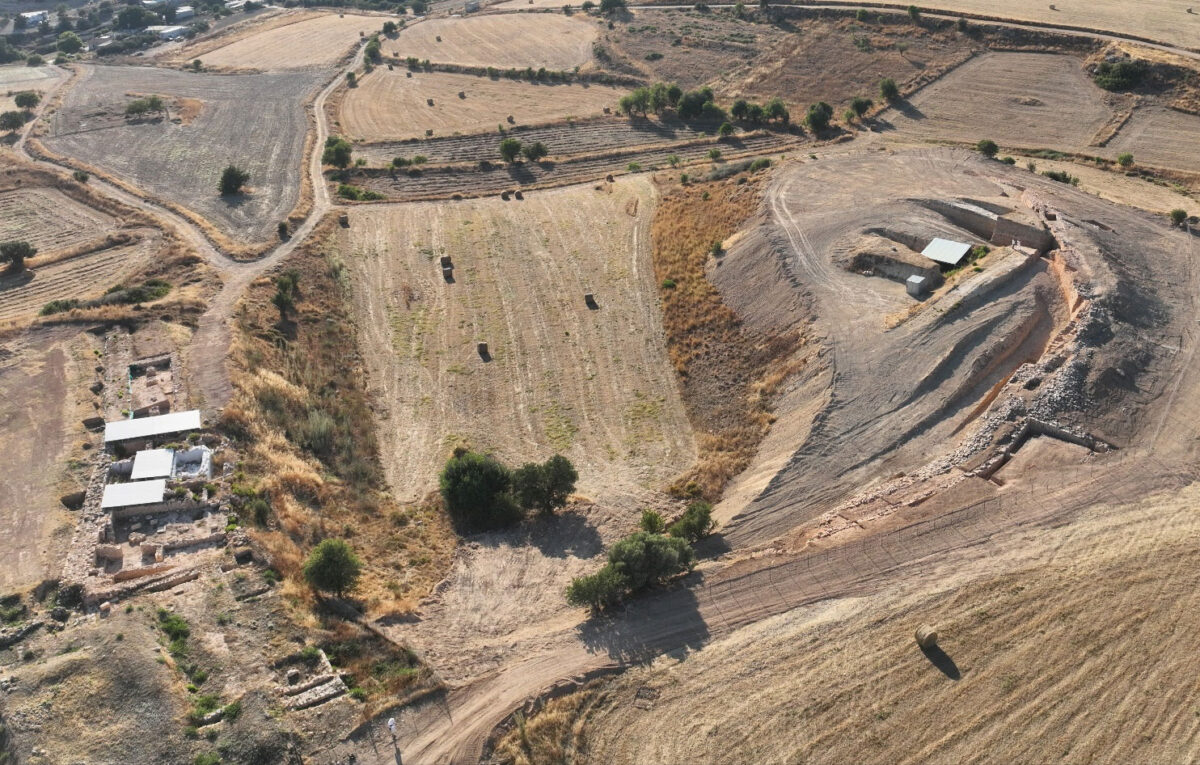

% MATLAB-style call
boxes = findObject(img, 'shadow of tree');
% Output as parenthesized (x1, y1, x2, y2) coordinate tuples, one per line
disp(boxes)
(574, 577, 710, 664)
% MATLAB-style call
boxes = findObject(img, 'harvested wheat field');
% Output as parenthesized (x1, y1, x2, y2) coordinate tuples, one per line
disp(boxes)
(884, 52, 1114, 151)
(336, 69, 623, 141)
(0, 240, 159, 323)
(1104, 106, 1200, 174)
(899, 0, 1198, 51)
(573, 481, 1200, 765)
(390, 14, 598, 69)
(335, 176, 693, 504)
(0, 187, 117, 256)
(44, 65, 318, 243)
(1017, 155, 1199, 217)
(166, 11, 378, 70)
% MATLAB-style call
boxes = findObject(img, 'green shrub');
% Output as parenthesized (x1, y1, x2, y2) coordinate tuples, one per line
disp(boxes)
(222, 701, 242, 720)
(1169, 208, 1188, 226)
(749, 157, 771, 172)
(218, 165, 249, 195)
(513, 455, 578, 515)
(1093, 60, 1143, 91)
(976, 139, 998, 158)
(1117, 152, 1134, 167)
(157, 609, 190, 641)
(805, 102, 833, 132)
(40, 299, 81, 315)
(607, 531, 695, 591)
(565, 565, 627, 610)
(439, 451, 523, 531)
(639, 509, 665, 534)
(1042, 169, 1079, 185)
(661, 278, 677, 289)
(880, 77, 900, 102)
(668, 500, 715, 542)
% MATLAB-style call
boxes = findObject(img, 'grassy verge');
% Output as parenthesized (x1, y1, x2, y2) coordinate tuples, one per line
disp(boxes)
(221, 214, 454, 616)
(651, 174, 806, 500)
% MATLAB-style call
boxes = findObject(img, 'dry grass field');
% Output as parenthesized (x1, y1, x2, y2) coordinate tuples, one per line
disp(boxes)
(335, 177, 694, 504)
(389, 14, 598, 69)
(45, 65, 319, 243)
(883, 52, 1115, 151)
(1104, 106, 1200, 173)
(900, 0, 1198, 50)
(336, 69, 624, 141)
(1018, 155, 1198, 217)
(0, 63, 63, 112)
(165, 11, 379, 71)
(570, 482, 1200, 765)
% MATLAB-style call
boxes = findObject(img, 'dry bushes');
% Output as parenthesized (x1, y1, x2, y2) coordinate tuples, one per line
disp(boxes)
(492, 691, 593, 765)
(652, 176, 804, 499)
(224, 216, 455, 615)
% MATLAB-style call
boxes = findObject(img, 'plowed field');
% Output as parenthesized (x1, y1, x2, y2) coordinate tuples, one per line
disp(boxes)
(884, 52, 1114, 151)
(0, 240, 157, 323)
(45, 65, 318, 243)
(167, 11, 378, 70)
(337, 69, 623, 141)
(335, 176, 694, 504)
(389, 14, 597, 69)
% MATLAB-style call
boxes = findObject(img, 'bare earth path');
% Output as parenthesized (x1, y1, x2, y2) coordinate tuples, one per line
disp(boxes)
(12, 41, 364, 414)
(10, 9, 1200, 765)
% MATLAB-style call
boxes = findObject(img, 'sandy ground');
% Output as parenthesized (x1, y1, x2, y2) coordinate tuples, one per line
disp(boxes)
(336, 69, 623, 141)
(389, 14, 598, 69)
(166, 11, 379, 70)
(880, 52, 1114, 151)
(337, 175, 694, 505)
(0, 328, 88, 591)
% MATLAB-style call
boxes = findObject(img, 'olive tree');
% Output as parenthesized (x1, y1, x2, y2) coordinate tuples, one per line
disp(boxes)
(303, 539, 362, 597)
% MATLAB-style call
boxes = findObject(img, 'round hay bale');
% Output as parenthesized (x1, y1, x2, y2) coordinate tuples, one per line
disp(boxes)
(915, 624, 938, 649)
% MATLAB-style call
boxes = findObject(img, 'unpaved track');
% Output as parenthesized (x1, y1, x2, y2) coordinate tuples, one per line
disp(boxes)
(359, 147, 1200, 764)
(14, 41, 364, 413)
(372, 448, 1196, 764)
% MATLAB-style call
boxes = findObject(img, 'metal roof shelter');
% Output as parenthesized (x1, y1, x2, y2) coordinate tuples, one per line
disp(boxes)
(104, 410, 201, 444)
(131, 449, 175, 480)
(101, 479, 166, 510)
(921, 238, 972, 266)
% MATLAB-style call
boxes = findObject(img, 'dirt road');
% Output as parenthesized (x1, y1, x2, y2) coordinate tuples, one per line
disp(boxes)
(14, 40, 362, 414)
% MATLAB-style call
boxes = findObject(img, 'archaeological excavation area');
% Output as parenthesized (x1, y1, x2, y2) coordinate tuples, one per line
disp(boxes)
(2, 2, 1200, 764)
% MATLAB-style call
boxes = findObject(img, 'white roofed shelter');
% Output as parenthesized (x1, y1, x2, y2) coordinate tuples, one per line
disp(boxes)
(131, 449, 176, 480)
(101, 479, 167, 510)
(921, 238, 972, 267)
(104, 410, 201, 445)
